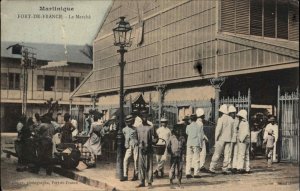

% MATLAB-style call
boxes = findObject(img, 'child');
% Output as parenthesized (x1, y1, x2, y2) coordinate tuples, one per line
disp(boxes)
(263, 129, 275, 167)
(167, 127, 186, 188)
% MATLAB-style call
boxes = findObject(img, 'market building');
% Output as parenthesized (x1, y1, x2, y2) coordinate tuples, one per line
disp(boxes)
(71, 0, 299, 162)
(1, 42, 93, 132)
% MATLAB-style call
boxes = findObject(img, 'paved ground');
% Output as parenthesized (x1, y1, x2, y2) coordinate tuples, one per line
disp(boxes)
(0, 157, 101, 191)
(64, 156, 299, 191)
(1, 133, 299, 191)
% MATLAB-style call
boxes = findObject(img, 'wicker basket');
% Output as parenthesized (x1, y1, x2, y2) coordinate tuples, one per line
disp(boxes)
(153, 138, 166, 155)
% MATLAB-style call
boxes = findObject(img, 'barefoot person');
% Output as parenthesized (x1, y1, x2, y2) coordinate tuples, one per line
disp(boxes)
(121, 115, 139, 181)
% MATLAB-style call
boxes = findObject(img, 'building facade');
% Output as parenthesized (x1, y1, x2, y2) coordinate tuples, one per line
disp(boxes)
(72, 0, 299, 161)
(1, 42, 93, 132)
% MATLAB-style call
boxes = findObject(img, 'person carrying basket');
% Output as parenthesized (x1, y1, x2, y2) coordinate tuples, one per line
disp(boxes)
(153, 117, 171, 178)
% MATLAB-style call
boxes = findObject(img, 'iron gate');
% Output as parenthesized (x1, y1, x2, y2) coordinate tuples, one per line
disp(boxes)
(220, 89, 251, 121)
(278, 86, 299, 163)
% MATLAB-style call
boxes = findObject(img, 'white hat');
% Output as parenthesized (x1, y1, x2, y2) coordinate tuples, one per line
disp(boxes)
(219, 104, 228, 114)
(228, 105, 236, 113)
(237, 109, 247, 120)
(196, 108, 205, 117)
(160, 118, 168, 122)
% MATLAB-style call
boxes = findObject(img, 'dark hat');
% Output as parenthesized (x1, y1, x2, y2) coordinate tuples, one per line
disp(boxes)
(190, 114, 197, 120)
(125, 115, 134, 122)
(182, 115, 190, 121)
(64, 113, 71, 119)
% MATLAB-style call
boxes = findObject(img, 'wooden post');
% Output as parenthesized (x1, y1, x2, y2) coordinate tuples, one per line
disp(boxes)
(248, 88, 251, 122)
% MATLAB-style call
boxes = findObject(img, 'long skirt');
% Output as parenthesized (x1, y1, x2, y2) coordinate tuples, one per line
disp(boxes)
(84, 133, 102, 156)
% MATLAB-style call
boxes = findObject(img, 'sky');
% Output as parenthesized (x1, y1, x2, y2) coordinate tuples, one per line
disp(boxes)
(1, 0, 112, 45)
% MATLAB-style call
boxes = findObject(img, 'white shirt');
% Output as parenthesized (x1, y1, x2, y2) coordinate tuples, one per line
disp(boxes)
(237, 119, 250, 143)
(156, 126, 171, 145)
(133, 116, 153, 127)
(264, 123, 278, 142)
(196, 118, 206, 141)
(251, 129, 262, 143)
(186, 122, 202, 148)
(215, 114, 233, 142)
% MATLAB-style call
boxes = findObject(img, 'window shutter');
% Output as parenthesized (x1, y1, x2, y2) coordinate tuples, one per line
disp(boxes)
(56, 77, 64, 92)
(277, 0, 288, 39)
(1, 73, 8, 89)
(37, 75, 44, 91)
(250, 0, 263, 36)
(264, 0, 276, 38)
(236, 0, 250, 35)
(288, 1, 299, 41)
(221, 0, 235, 33)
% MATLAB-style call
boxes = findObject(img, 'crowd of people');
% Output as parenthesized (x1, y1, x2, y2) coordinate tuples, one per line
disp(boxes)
(14, 104, 277, 188)
(119, 104, 278, 188)
(14, 109, 117, 173)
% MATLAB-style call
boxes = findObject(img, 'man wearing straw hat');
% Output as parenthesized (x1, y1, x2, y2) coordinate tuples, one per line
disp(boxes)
(263, 116, 278, 162)
(154, 117, 171, 178)
(121, 115, 139, 181)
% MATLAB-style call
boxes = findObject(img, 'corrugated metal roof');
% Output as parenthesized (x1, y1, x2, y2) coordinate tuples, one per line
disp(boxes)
(1, 41, 92, 64)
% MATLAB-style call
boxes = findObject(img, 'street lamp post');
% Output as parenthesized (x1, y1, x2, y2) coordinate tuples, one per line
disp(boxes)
(113, 16, 132, 180)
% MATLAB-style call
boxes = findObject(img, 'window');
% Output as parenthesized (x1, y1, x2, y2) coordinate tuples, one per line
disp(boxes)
(221, 0, 294, 40)
(44, 75, 55, 91)
(263, 0, 276, 38)
(1, 73, 8, 89)
(70, 77, 80, 92)
(37, 75, 44, 91)
(64, 77, 70, 91)
(56, 76, 72, 92)
(8, 73, 20, 90)
(250, 0, 289, 39)
(277, 0, 289, 39)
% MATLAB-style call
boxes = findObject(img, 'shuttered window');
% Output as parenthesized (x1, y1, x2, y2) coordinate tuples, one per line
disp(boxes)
(64, 77, 70, 91)
(218, 0, 296, 40)
(288, 1, 299, 41)
(263, 0, 276, 38)
(56, 76, 64, 92)
(8, 73, 20, 90)
(221, 0, 235, 33)
(1, 73, 8, 89)
(277, 0, 289, 39)
(236, 0, 250, 35)
(37, 75, 44, 91)
(250, 0, 263, 36)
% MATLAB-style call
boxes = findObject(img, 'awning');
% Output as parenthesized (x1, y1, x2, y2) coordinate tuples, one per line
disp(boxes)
(40, 61, 68, 69)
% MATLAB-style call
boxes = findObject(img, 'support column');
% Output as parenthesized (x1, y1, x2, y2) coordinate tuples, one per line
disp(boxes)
(210, 77, 226, 122)
(156, 84, 166, 127)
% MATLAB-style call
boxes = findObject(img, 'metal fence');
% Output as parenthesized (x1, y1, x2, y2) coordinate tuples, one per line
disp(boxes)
(220, 89, 251, 121)
(278, 86, 299, 163)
